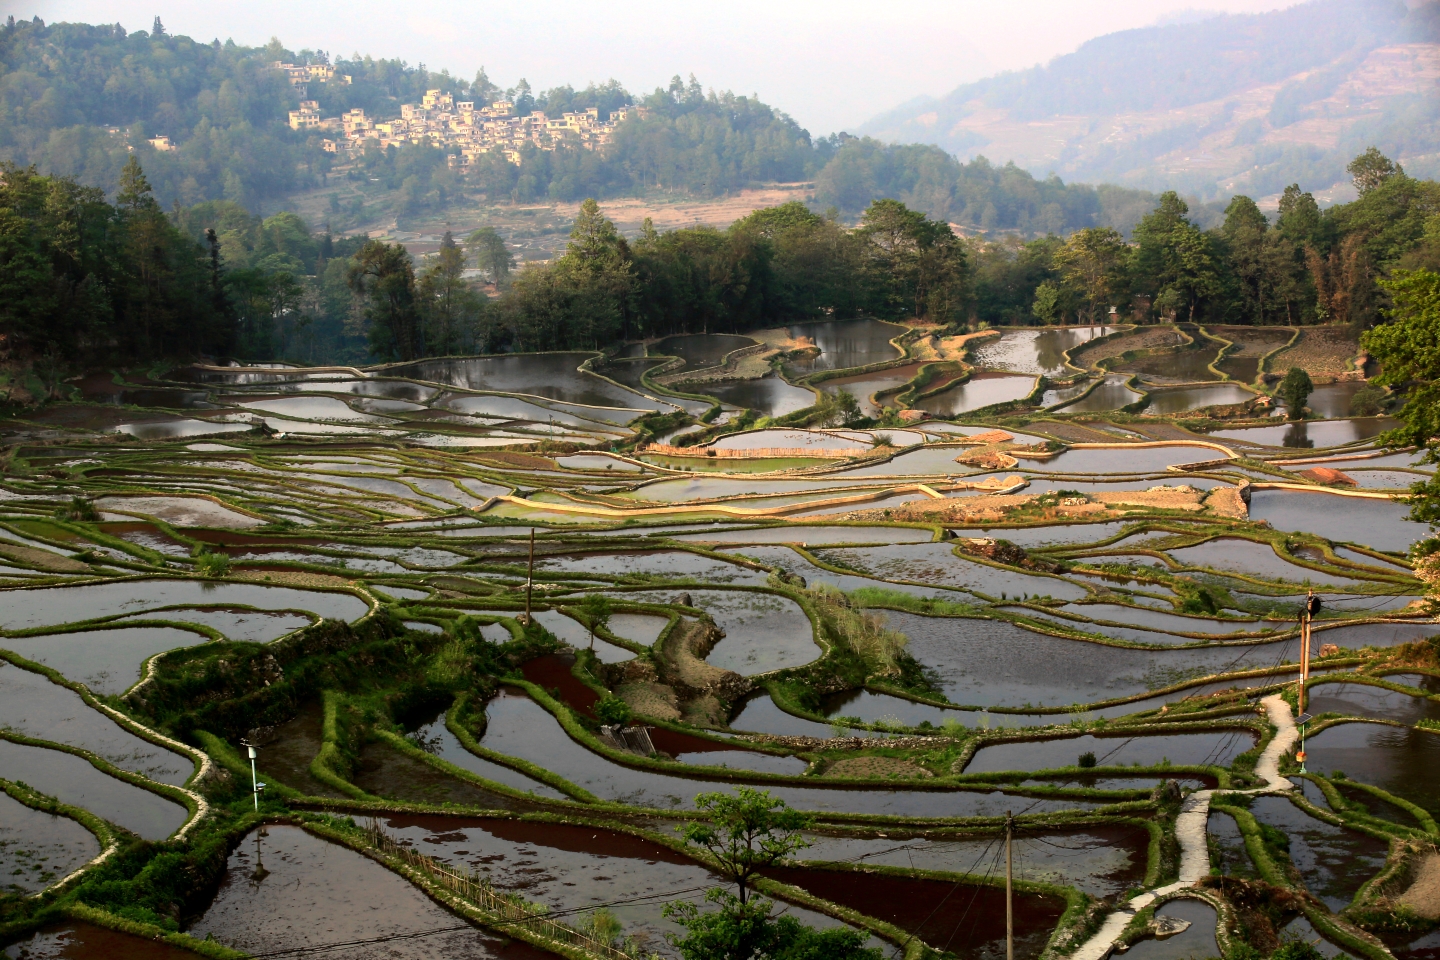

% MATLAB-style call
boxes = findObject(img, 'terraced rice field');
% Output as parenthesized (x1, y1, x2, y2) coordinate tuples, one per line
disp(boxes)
(0, 324, 1432, 960)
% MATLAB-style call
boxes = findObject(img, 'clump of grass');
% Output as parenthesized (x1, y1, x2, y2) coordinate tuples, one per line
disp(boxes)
(191, 545, 230, 578)
(809, 583, 908, 675)
(426, 638, 470, 687)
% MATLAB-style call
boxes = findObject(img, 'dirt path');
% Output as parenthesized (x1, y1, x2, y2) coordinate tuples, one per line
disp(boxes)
(1069, 695, 1299, 960)
(1401, 853, 1440, 920)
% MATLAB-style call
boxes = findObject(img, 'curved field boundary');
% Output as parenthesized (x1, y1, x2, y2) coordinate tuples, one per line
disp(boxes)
(1275, 447, 1419, 467)
(1066, 439, 1239, 458)
(92, 491, 273, 525)
(1247, 481, 1400, 501)
(493, 477, 1027, 519)
(1258, 327, 1303, 379)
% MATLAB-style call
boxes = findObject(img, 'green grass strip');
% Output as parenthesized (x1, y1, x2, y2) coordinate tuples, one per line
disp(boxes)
(309, 689, 373, 801)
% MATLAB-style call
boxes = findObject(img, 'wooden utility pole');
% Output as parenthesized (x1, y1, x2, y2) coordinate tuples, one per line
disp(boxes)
(1297, 589, 1319, 772)
(1006, 810, 1014, 960)
(524, 528, 535, 624)
(1299, 588, 1312, 715)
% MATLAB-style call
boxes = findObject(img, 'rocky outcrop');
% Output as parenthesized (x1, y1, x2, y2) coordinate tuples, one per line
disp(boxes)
(654, 618, 753, 705)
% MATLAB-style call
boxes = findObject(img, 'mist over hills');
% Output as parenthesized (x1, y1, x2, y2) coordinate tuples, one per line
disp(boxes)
(860, 0, 1440, 204)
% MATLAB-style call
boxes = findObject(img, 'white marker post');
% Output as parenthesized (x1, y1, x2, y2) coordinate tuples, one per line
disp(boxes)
(247, 744, 262, 810)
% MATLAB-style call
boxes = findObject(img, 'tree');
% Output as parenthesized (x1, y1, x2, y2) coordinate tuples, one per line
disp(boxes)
(1275, 366, 1314, 419)
(1276, 184, 1322, 248)
(549, 198, 635, 345)
(1053, 227, 1129, 324)
(1220, 196, 1271, 325)
(1349, 384, 1388, 416)
(1361, 269, 1440, 539)
(579, 593, 612, 650)
(857, 199, 967, 323)
(666, 891, 879, 960)
(466, 226, 513, 283)
(1348, 147, 1403, 196)
(677, 788, 810, 904)
(665, 789, 877, 960)
(1031, 280, 1064, 324)
(1305, 234, 1369, 327)
(347, 240, 423, 360)
(1131, 191, 1221, 321)
(418, 231, 484, 354)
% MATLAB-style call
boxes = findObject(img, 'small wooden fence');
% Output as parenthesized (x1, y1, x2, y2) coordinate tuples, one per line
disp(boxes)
(643, 443, 869, 460)
(362, 821, 639, 960)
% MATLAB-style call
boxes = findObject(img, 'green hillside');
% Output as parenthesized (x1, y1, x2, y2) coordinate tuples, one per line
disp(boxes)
(0, 16, 1160, 238)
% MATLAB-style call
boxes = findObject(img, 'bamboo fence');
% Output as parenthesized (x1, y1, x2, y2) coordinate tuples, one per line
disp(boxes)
(361, 821, 639, 960)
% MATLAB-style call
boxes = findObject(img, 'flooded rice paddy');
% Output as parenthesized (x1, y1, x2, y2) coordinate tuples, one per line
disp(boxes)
(2, 335, 1431, 958)
(0, 789, 100, 895)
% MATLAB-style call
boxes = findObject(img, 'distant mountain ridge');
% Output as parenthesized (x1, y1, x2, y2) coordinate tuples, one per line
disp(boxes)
(860, 0, 1440, 202)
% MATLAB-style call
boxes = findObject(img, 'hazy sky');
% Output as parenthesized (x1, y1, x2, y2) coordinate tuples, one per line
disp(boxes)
(17, 0, 1296, 134)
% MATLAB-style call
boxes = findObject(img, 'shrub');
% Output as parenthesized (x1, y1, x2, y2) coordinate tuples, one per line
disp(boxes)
(1349, 384, 1388, 416)
(192, 547, 230, 578)
(1078, 751, 1098, 768)
(1276, 367, 1314, 419)
(1270, 940, 1326, 960)
(54, 495, 99, 522)
(596, 695, 631, 726)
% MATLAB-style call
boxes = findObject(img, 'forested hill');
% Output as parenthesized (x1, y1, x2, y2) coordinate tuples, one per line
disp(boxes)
(0, 16, 1164, 238)
(861, 0, 1440, 201)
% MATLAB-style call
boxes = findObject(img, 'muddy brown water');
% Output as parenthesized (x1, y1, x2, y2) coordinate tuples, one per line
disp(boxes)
(520, 653, 599, 716)
(1217, 355, 1261, 382)
(1115, 346, 1223, 383)
(0, 789, 100, 895)
(188, 825, 552, 960)
(2, 921, 202, 959)
(765, 864, 1064, 958)
(374, 813, 874, 954)
(1250, 794, 1390, 911)
(0, 740, 188, 841)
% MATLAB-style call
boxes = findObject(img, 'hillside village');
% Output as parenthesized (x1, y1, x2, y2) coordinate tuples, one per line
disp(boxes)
(275, 62, 642, 168)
